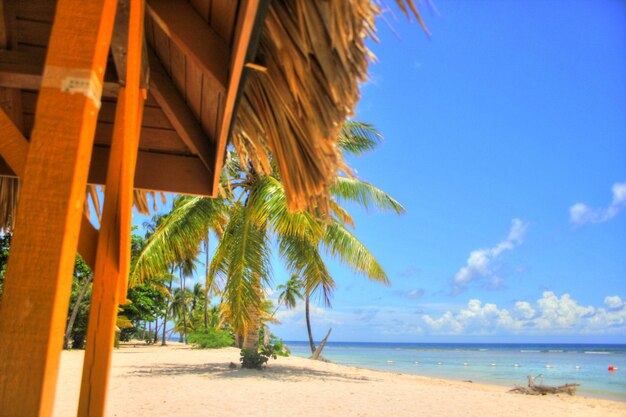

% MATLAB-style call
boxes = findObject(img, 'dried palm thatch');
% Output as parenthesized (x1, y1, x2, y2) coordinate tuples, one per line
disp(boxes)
(232, 0, 426, 213)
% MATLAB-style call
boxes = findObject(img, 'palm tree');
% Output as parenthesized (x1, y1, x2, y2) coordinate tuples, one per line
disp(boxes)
(132, 122, 404, 363)
(276, 274, 303, 312)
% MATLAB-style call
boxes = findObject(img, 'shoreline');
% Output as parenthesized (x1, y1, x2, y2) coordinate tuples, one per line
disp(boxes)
(286, 355, 626, 403)
(285, 341, 626, 402)
(54, 343, 626, 417)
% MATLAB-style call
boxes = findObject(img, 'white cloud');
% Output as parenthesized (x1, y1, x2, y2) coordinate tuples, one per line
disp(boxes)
(605, 295, 624, 309)
(452, 219, 528, 291)
(422, 292, 626, 335)
(570, 182, 626, 225)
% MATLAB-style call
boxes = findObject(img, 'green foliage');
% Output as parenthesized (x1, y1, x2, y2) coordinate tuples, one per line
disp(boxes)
(0, 232, 12, 301)
(187, 327, 234, 349)
(240, 347, 276, 369)
(66, 256, 94, 349)
(259, 326, 290, 357)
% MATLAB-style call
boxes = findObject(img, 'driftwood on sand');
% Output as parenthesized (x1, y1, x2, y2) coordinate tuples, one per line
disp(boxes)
(509, 374, 580, 396)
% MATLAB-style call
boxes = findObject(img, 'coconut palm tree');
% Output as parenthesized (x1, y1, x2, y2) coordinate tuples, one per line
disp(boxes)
(276, 274, 303, 312)
(132, 122, 404, 364)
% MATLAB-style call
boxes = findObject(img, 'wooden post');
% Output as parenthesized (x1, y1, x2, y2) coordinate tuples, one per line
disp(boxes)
(0, 1, 117, 416)
(77, 1, 145, 415)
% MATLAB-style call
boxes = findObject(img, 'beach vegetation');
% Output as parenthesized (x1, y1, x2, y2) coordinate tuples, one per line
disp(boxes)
(187, 327, 234, 349)
(130, 122, 403, 365)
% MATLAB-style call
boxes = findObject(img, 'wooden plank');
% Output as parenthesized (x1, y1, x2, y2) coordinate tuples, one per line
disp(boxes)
(89, 146, 214, 195)
(210, 0, 237, 43)
(185, 57, 202, 120)
(22, 91, 172, 130)
(151, 17, 170, 75)
(146, 0, 228, 89)
(200, 70, 221, 140)
(78, 1, 145, 414)
(212, 0, 262, 194)
(190, 0, 211, 22)
(149, 49, 215, 170)
(110, 0, 149, 89)
(21, 113, 188, 153)
(0, 0, 117, 415)
(13, 0, 56, 24)
(0, 57, 120, 96)
(0, 144, 214, 196)
(169, 41, 185, 94)
(16, 18, 52, 47)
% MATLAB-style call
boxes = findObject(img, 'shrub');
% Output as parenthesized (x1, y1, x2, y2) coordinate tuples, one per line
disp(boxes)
(187, 328, 234, 349)
(240, 347, 277, 369)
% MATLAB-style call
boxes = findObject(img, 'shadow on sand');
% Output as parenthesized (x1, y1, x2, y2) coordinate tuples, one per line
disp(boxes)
(123, 362, 374, 383)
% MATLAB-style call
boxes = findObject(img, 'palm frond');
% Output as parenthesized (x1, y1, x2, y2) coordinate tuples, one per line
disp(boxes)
(247, 175, 324, 242)
(337, 121, 382, 156)
(130, 196, 227, 285)
(279, 234, 335, 307)
(331, 176, 405, 214)
(322, 222, 389, 285)
(209, 204, 272, 334)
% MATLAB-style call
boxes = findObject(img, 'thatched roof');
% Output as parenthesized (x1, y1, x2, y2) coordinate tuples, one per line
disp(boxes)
(0, 0, 426, 231)
(233, 0, 426, 212)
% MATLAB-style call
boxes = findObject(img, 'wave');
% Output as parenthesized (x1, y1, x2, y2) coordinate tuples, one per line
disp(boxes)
(585, 351, 611, 355)
(520, 350, 540, 353)
(548, 350, 565, 353)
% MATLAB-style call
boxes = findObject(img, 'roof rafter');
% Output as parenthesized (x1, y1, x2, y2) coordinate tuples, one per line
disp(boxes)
(146, 0, 229, 90)
(148, 49, 215, 177)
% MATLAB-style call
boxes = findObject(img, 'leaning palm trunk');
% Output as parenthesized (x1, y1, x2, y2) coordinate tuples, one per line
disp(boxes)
(305, 291, 316, 354)
(63, 274, 92, 349)
(161, 275, 173, 346)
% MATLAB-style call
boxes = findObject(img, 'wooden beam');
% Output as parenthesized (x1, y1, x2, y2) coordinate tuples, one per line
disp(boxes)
(0, 107, 99, 269)
(0, 146, 214, 196)
(79, 1, 145, 413)
(212, 0, 262, 194)
(89, 147, 213, 195)
(148, 48, 215, 175)
(111, 0, 150, 89)
(146, 0, 229, 89)
(0, 55, 120, 97)
(0, 1, 117, 416)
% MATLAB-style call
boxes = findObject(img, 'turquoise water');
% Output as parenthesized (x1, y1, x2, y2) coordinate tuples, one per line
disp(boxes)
(286, 342, 626, 401)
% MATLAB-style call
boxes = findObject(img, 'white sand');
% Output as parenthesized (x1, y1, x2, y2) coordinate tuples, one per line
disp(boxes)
(53, 343, 625, 417)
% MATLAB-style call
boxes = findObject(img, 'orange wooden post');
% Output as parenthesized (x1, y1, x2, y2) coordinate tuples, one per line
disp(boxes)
(0, 1, 117, 416)
(77, 1, 145, 415)
(0, 108, 100, 270)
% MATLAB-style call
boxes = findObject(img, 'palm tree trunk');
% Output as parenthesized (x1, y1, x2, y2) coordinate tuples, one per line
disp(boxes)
(204, 237, 209, 329)
(180, 268, 188, 344)
(305, 291, 316, 354)
(162, 274, 173, 346)
(242, 273, 261, 354)
(242, 310, 260, 354)
(63, 274, 92, 349)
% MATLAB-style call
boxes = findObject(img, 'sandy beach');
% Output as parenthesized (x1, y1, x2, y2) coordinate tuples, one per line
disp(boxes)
(52, 343, 625, 417)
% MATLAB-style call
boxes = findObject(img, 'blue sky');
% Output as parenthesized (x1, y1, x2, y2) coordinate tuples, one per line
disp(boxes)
(136, 0, 626, 343)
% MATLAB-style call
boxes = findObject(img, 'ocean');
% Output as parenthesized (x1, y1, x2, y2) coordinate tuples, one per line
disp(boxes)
(285, 342, 626, 401)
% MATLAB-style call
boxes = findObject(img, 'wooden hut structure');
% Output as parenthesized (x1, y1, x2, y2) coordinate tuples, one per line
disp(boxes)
(0, 0, 422, 416)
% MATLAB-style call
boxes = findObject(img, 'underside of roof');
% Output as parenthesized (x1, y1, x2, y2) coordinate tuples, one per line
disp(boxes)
(0, 0, 424, 228)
